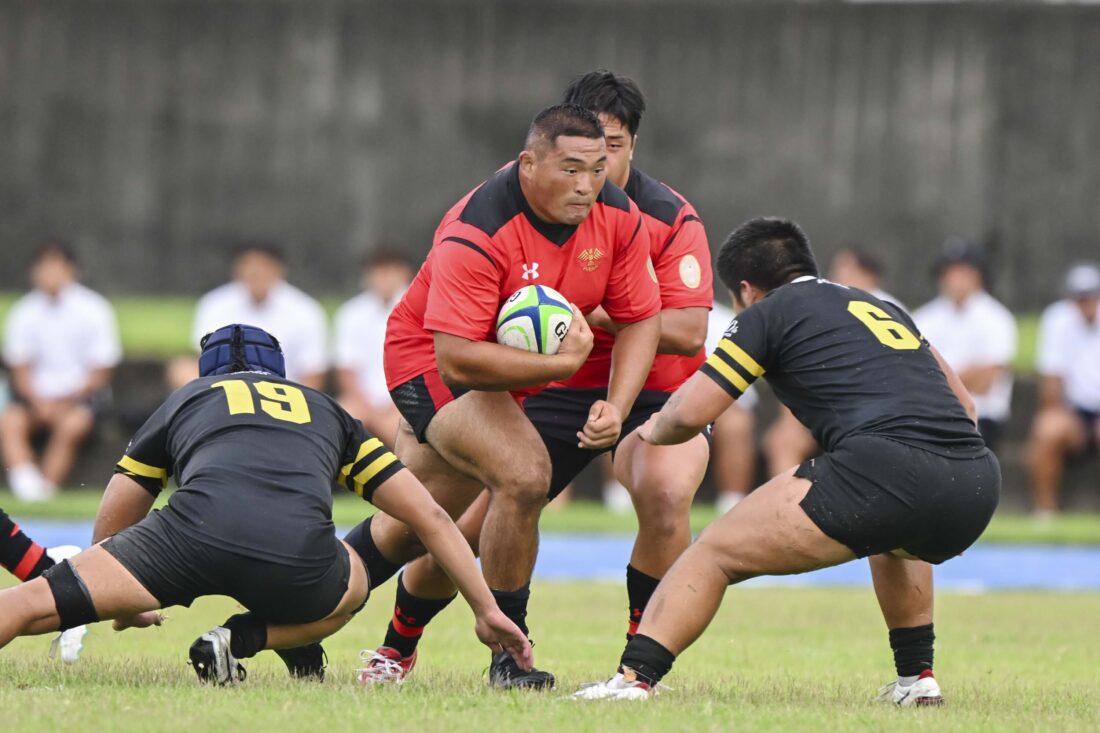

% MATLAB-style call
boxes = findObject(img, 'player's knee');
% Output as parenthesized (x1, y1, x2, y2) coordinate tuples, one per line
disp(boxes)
(632, 484, 692, 534)
(494, 455, 551, 506)
(43, 560, 100, 631)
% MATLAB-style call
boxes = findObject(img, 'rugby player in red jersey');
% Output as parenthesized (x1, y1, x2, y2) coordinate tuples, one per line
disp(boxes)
(342, 103, 661, 689)
(359, 71, 715, 685)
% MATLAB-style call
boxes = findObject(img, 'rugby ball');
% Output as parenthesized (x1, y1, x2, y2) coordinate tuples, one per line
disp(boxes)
(496, 285, 573, 355)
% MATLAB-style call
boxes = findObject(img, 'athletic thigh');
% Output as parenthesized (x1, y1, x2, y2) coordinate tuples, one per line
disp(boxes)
(425, 391, 550, 492)
(393, 417, 485, 517)
(696, 468, 856, 581)
(69, 545, 162, 618)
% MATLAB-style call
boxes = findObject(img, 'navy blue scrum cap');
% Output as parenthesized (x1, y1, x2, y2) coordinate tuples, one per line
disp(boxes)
(198, 324, 286, 378)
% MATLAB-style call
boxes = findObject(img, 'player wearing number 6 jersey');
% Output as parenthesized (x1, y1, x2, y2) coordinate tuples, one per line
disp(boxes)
(575, 218, 1000, 704)
(0, 325, 532, 685)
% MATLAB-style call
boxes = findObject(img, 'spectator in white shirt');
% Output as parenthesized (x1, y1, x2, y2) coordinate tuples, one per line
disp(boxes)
(1027, 263, 1100, 517)
(707, 299, 758, 513)
(913, 241, 1017, 450)
(1, 242, 121, 501)
(333, 251, 413, 447)
(190, 242, 328, 390)
(763, 247, 906, 475)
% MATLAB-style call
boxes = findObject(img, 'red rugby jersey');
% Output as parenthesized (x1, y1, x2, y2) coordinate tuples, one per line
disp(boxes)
(561, 167, 713, 393)
(384, 162, 660, 391)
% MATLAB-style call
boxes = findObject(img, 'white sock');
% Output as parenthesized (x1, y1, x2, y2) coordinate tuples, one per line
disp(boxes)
(898, 674, 920, 687)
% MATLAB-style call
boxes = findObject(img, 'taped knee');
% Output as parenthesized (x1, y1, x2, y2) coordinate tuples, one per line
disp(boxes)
(43, 560, 99, 631)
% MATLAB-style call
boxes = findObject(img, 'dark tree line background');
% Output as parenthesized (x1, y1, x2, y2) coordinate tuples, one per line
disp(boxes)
(2, 0, 1098, 310)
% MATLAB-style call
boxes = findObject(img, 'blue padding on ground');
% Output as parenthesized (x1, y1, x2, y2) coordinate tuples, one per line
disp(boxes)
(17, 521, 1100, 591)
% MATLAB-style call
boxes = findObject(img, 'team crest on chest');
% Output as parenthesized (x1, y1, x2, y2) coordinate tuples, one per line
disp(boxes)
(578, 248, 604, 272)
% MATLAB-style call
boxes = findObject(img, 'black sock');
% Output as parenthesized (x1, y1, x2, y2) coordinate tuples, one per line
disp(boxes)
(620, 633, 675, 686)
(343, 515, 402, 588)
(889, 623, 935, 677)
(491, 584, 530, 638)
(0, 509, 55, 581)
(382, 573, 457, 657)
(625, 564, 661, 639)
(224, 612, 268, 660)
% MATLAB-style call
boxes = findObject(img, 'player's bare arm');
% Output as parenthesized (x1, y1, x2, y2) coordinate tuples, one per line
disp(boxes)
(638, 370, 735, 446)
(92, 474, 157, 544)
(578, 314, 660, 449)
(370, 469, 534, 670)
(929, 345, 978, 425)
(434, 305, 593, 391)
(584, 304, 707, 357)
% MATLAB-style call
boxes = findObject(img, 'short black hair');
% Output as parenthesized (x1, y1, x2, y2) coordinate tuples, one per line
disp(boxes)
(716, 217, 819, 293)
(362, 248, 413, 271)
(561, 69, 646, 137)
(232, 239, 285, 264)
(833, 246, 883, 279)
(524, 103, 604, 152)
(32, 237, 77, 267)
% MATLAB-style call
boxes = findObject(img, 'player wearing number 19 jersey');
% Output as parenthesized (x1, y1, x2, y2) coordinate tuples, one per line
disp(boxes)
(575, 218, 1000, 704)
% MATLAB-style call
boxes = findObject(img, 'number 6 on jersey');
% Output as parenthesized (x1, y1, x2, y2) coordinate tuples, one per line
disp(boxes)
(847, 301, 921, 350)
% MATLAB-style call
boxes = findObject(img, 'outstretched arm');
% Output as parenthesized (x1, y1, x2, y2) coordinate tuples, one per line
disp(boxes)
(638, 370, 736, 446)
(370, 471, 533, 670)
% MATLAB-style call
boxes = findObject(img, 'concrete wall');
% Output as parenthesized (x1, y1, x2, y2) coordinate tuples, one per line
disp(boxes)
(1, 1, 1098, 308)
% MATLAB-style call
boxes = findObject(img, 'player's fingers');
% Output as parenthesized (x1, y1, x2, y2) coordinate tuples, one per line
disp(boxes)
(587, 401, 607, 423)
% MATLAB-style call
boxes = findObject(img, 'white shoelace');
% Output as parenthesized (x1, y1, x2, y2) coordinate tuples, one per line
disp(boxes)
(357, 650, 407, 683)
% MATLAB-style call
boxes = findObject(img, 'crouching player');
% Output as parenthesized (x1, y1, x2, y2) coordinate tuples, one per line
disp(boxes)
(0, 325, 531, 684)
(574, 218, 1000, 704)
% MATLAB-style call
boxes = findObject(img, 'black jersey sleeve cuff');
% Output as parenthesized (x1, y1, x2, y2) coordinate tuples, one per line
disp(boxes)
(341, 440, 405, 502)
(700, 362, 746, 399)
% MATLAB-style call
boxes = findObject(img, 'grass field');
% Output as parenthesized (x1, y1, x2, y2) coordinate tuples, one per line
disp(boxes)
(6, 490, 1100, 546)
(1, 580, 1097, 733)
(0, 292, 1043, 370)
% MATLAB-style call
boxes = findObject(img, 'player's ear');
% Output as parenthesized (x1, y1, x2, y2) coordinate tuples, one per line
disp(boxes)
(518, 149, 537, 174)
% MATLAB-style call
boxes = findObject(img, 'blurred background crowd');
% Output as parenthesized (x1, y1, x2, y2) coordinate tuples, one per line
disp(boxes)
(1, 1, 1098, 518)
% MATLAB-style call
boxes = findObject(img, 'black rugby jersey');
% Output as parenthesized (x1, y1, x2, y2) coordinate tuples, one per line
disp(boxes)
(702, 277, 986, 458)
(114, 372, 403, 564)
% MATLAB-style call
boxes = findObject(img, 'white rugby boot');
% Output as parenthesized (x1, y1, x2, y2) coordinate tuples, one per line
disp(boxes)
(572, 670, 659, 701)
(876, 669, 945, 707)
(189, 627, 247, 685)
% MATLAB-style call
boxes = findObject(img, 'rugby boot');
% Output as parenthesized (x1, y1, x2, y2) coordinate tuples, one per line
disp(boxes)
(276, 642, 327, 681)
(488, 648, 555, 690)
(876, 669, 945, 707)
(357, 646, 417, 685)
(189, 627, 247, 685)
(572, 670, 657, 701)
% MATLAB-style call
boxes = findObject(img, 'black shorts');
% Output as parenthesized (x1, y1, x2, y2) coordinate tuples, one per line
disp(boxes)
(390, 371, 469, 443)
(796, 435, 1001, 564)
(523, 388, 673, 501)
(102, 510, 351, 625)
(1075, 407, 1100, 448)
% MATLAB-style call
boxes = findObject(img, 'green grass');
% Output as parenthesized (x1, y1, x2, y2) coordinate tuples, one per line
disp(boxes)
(5, 491, 1100, 546)
(0, 580, 1096, 732)
(0, 292, 1043, 368)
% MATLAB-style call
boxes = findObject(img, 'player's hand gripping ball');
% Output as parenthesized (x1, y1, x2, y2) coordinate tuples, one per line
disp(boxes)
(496, 285, 574, 355)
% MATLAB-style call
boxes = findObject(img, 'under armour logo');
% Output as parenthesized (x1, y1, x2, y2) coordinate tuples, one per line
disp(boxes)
(522, 262, 540, 280)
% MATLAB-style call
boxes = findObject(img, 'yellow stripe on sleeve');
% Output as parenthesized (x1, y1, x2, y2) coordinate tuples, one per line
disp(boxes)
(351, 453, 399, 496)
(118, 455, 168, 481)
(704, 353, 750, 393)
(340, 438, 384, 480)
(717, 339, 765, 377)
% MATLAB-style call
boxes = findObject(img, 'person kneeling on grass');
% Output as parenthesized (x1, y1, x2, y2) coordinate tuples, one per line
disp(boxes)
(0, 324, 531, 684)
(574, 218, 1000, 705)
